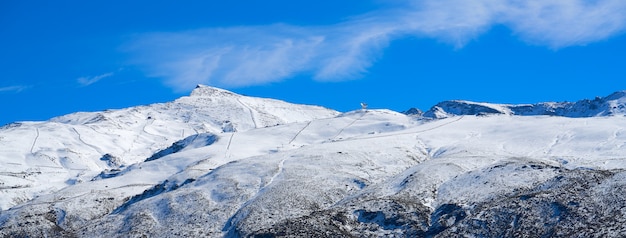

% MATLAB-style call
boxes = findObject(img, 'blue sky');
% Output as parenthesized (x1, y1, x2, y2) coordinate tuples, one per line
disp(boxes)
(2, 1, 626, 126)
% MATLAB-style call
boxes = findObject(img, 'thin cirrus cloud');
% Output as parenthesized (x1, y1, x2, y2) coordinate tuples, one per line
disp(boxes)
(77, 72, 114, 87)
(0, 85, 30, 93)
(127, 0, 626, 91)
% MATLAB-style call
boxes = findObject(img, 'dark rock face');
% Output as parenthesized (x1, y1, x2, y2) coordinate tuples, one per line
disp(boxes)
(423, 101, 503, 118)
(145, 133, 217, 162)
(0, 207, 77, 238)
(111, 179, 196, 214)
(247, 199, 432, 237)
(403, 108, 424, 116)
(3, 162, 626, 237)
(439, 169, 626, 237)
(238, 167, 626, 238)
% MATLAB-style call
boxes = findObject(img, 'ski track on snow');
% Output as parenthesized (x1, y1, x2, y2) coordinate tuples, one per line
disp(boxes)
(598, 128, 623, 150)
(618, 129, 626, 149)
(288, 121, 312, 145)
(30, 128, 40, 154)
(237, 98, 259, 128)
(72, 127, 104, 155)
(340, 116, 465, 143)
(142, 118, 169, 141)
(224, 133, 235, 159)
(332, 110, 368, 140)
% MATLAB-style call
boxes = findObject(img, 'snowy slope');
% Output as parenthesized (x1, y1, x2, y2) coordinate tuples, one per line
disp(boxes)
(1, 89, 626, 237)
(0, 85, 338, 211)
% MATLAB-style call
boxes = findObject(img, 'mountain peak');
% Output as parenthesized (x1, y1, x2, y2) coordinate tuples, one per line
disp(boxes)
(605, 90, 626, 101)
(190, 84, 237, 97)
(422, 100, 512, 118)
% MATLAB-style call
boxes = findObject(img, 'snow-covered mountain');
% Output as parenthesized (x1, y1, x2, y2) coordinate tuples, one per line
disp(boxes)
(1, 88, 626, 237)
(0, 85, 338, 211)
(423, 90, 626, 118)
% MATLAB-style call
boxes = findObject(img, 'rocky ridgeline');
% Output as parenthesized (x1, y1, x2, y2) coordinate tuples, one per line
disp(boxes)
(420, 91, 626, 118)
(4, 162, 623, 237)
(244, 163, 626, 237)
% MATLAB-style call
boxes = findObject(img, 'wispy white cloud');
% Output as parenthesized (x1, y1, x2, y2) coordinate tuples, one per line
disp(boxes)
(127, 0, 626, 90)
(0, 85, 30, 93)
(406, 0, 626, 47)
(77, 72, 114, 86)
(128, 23, 398, 90)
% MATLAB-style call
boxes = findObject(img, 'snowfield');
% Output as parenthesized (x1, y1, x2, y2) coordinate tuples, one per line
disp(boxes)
(1, 87, 626, 237)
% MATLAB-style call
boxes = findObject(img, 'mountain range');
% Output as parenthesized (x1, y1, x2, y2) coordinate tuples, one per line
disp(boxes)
(1, 85, 626, 237)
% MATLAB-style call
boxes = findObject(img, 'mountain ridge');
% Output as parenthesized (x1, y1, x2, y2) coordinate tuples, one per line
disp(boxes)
(4, 87, 626, 127)
(421, 90, 626, 118)
(1, 87, 626, 237)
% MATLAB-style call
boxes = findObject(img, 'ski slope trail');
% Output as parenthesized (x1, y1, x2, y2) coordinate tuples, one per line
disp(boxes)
(338, 115, 465, 143)
(72, 127, 104, 155)
(224, 132, 235, 159)
(288, 121, 312, 145)
(332, 110, 368, 140)
(237, 98, 259, 128)
(29, 128, 39, 154)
